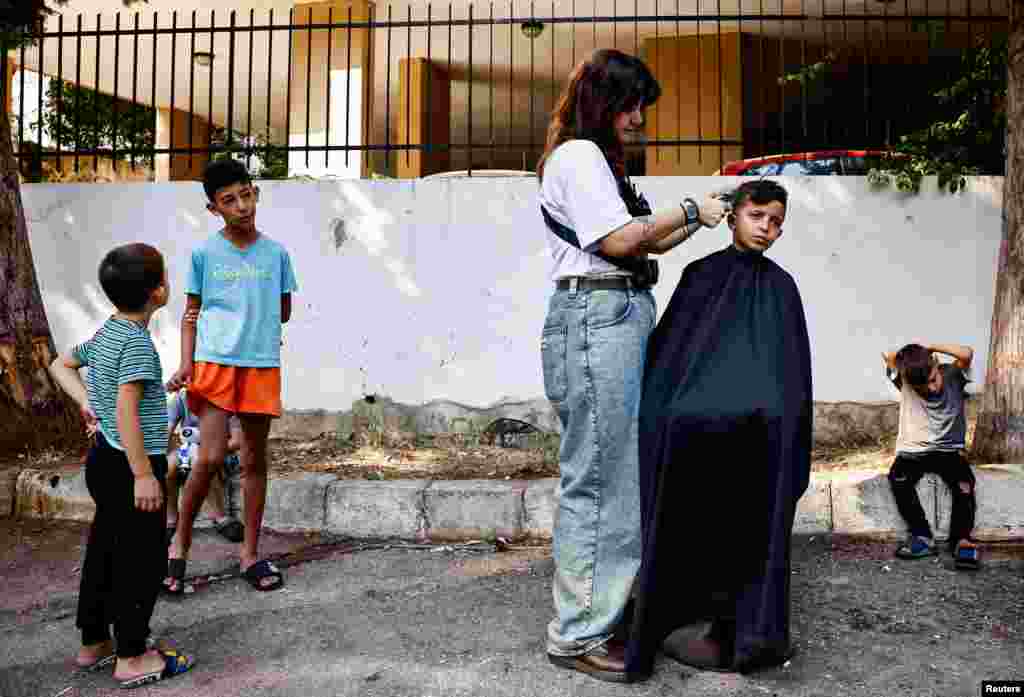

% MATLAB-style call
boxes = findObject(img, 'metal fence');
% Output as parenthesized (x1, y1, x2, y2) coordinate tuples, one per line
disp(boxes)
(1, 1, 1010, 180)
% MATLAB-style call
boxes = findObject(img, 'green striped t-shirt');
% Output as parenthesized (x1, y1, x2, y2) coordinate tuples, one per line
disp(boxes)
(73, 317, 168, 455)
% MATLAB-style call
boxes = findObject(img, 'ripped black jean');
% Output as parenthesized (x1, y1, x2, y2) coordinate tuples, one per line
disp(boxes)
(888, 451, 976, 552)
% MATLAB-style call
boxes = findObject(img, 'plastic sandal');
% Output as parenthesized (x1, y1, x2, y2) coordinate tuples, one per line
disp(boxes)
(241, 559, 284, 592)
(895, 535, 937, 559)
(118, 648, 195, 689)
(162, 558, 187, 596)
(76, 653, 115, 673)
(954, 542, 981, 570)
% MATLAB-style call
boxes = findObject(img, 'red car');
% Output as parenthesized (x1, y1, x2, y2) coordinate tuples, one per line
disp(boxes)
(714, 149, 896, 176)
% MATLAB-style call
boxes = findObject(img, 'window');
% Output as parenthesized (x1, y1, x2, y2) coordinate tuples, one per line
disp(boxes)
(740, 162, 781, 176)
(779, 158, 839, 175)
(841, 156, 868, 175)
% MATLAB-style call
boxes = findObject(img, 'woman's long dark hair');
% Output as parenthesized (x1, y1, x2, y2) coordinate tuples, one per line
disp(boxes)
(537, 49, 661, 181)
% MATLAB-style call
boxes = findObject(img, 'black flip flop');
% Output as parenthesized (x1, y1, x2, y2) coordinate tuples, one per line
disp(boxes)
(163, 558, 187, 596)
(241, 560, 284, 592)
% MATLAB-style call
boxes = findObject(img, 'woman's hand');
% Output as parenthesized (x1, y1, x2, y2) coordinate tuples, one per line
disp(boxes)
(698, 193, 728, 228)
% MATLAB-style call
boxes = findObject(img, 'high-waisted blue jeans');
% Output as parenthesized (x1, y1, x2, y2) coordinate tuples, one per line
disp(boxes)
(541, 282, 656, 655)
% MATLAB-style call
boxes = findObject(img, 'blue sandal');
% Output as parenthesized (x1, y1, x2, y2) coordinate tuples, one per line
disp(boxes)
(118, 648, 194, 689)
(895, 535, 936, 559)
(241, 559, 284, 591)
(954, 542, 981, 570)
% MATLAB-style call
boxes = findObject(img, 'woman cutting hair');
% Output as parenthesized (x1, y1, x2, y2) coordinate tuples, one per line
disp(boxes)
(537, 48, 727, 683)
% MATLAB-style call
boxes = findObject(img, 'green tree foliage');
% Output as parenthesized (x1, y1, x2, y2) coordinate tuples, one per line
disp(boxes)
(781, 31, 1007, 193)
(33, 79, 156, 165)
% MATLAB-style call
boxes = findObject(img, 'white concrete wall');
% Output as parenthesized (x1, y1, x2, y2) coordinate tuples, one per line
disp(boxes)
(21, 175, 1002, 411)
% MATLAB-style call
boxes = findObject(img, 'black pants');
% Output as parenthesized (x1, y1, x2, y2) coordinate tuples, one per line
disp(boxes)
(888, 451, 976, 552)
(77, 432, 168, 658)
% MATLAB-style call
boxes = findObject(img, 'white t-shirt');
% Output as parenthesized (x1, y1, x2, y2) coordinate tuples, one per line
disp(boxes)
(539, 140, 635, 281)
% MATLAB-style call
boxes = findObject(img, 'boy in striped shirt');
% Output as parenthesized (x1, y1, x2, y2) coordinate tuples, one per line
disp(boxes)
(49, 243, 195, 689)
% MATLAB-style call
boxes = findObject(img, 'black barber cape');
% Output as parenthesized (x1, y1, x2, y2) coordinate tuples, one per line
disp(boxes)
(625, 244, 813, 676)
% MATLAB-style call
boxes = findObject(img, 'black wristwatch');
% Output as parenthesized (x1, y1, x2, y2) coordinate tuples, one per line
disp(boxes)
(680, 198, 700, 226)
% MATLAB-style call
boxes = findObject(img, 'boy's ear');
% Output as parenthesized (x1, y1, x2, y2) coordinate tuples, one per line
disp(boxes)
(727, 213, 735, 228)
(206, 201, 218, 215)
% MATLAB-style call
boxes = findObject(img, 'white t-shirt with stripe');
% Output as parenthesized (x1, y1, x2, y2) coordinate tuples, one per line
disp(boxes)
(73, 317, 168, 455)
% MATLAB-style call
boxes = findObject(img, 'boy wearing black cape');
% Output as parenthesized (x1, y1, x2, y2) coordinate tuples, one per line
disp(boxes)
(625, 179, 812, 677)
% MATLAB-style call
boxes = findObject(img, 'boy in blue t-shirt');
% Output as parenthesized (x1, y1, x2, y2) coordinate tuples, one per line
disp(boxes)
(165, 158, 298, 594)
(49, 243, 194, 688)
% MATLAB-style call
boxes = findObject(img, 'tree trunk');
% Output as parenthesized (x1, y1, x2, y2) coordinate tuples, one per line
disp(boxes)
(0, 51, 84, 455)
(971, 2, 1024, 463)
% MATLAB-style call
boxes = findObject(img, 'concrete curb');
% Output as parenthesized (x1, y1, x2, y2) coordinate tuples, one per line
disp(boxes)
(8, 467, 1024, 542)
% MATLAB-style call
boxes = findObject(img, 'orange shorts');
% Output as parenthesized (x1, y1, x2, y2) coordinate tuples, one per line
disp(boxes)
(187, 361, 282, 417)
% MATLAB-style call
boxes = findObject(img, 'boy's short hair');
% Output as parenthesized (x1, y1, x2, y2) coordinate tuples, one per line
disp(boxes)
(731, 179, 789, 210)
(203, 158, 252, 201)
(98, 243, 165, 312)
(895, 343, 933, 387)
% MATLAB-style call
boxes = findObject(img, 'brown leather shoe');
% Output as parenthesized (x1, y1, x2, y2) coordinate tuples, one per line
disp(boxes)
(548, 642, 629, 683)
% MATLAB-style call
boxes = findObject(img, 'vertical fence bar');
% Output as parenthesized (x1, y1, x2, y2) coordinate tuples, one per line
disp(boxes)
(187, 10, 195, 172)
(652, 0, 659, 168)
(490, 1, 495, 169)
(327, 7, 335, 172)
(571, 0, 576, 67)
(305, 6, 313, 168)
(36, 17, 45, 166)
(780, 0, 787, 157)
(634, 0, 639, 58)
(822, 0, 828, 148)
(17, 31, 25, 164)
(863, 0, 869, 147)
(613, 0, 617, 48)
(717, 0, 723, 167)
(170, 12, 177, 176)
(404, 5, 410, 170)
(759, 0, 765, 156)
(94, 14, 102, 172)
(882, 0, 889, 146)
(385, 4, 393, 175)
(206, 11, 214, 165)
(509, 0, 516, 157)
(131, 12, 139, 170)
(406, 4, 412, 170)
(74, 14, 82, 172)
(551, 0, 555, 167)
(228, 10, 237, 155)
(468, 3, 474, 173)
(447, 4, 452, 168)
(801, 0, 808, 144)
(840, 0, 846, 146)
(151, 12, 158, 175)
(530, 0, 535, 167)
(678, 0, 682, 166)
(285, 8, 294, 173)
(246, 9, 254, 171)
(267, 9, 274, 170)
(110, 13, 118, 170)
(55, 13, 64, 172)
(365, 3, 375, 172)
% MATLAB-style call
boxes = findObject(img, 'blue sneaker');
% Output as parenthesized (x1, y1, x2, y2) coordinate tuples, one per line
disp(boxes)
(895, 535, 937, 559)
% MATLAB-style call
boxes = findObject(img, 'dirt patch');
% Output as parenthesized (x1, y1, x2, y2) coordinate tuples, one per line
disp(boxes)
(0, 402, 982, 481)
(776, 534, 1024, 697)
